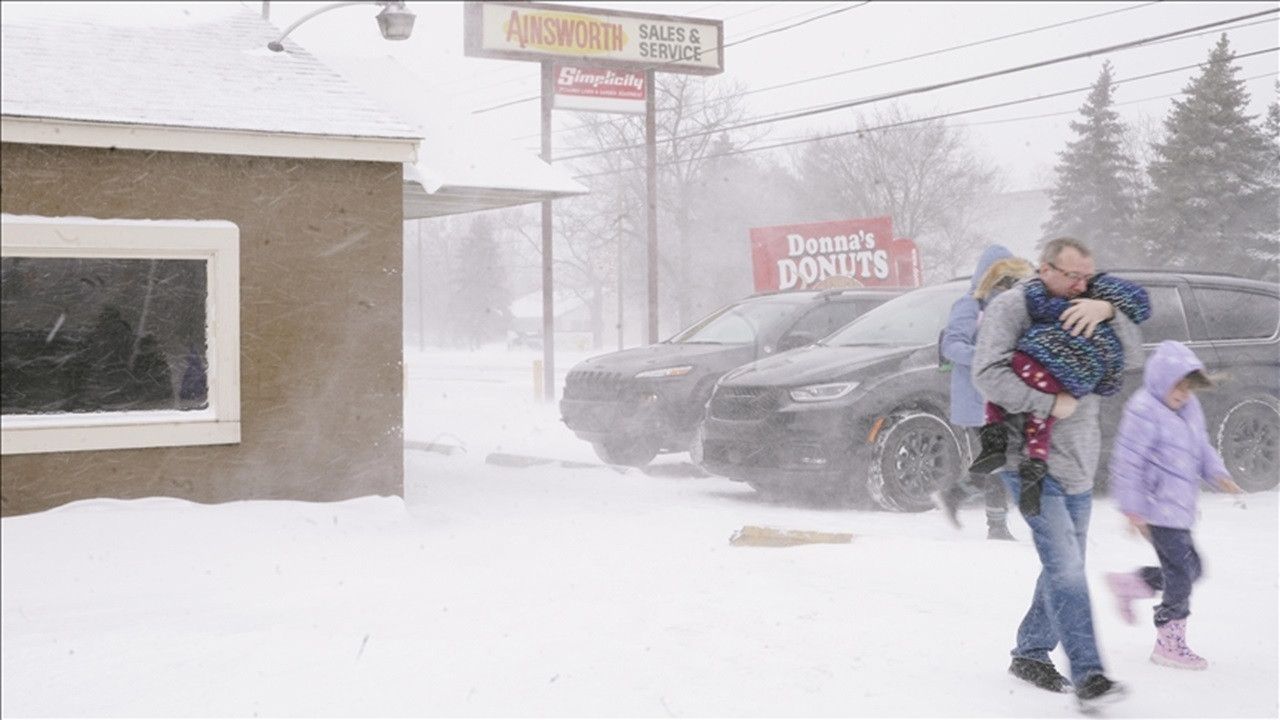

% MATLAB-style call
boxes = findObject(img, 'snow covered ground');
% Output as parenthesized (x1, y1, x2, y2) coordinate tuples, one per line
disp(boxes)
(2, 346, 1277, 718)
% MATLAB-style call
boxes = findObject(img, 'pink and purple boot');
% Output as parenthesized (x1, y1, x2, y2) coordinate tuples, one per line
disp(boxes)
(1151, 620, 1208, 670)
(1105, 571, 1155, 625)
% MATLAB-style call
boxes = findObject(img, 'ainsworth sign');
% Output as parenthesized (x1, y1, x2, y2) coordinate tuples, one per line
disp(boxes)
(750, 217, 922, 292)
(464, 1, 724, 75)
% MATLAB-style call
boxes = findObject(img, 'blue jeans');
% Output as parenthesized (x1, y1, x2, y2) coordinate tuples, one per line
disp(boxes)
(1001, 471, 1105, 687)
(1140, 526, 1202, 626)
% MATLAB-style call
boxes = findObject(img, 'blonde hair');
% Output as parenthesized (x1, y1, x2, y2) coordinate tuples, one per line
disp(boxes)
(975, 257, 1035, 300)
(1181, 370, 1215, 390)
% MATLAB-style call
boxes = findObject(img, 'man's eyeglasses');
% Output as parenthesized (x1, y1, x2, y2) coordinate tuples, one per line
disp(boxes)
(1046, 261, 1096, 284)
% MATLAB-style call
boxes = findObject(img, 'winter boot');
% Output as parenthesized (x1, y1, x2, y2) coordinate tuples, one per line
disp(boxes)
(986, 510, 1016, 541)
(1008, 657, 1072, 693)
(1151, 620, 1208, 670)
(968, 423, 1008, 473)
(1104, 571, 1155, 625)
(1017, 458, 1048, 517)
(1075, 673, 1127, 710)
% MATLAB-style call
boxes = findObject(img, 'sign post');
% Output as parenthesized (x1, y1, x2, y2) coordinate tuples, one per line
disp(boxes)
(464, 1, 723, 397)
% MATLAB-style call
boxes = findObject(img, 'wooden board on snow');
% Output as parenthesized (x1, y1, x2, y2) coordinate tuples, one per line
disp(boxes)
(729, 525, 854, 547)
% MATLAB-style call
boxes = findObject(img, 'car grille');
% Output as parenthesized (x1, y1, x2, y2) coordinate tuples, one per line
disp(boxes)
(708, 385, 783, 421)
(702, 438, 777, 466)
(563, 369, 626, 401)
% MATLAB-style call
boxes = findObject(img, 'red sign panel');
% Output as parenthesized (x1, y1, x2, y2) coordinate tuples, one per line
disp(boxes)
(750, 217, 921, 292)
(553, 65, 646, 114)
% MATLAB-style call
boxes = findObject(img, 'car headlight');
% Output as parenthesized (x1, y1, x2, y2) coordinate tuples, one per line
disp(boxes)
(789, 381, 859, 402)
(635, 365, 693, 379)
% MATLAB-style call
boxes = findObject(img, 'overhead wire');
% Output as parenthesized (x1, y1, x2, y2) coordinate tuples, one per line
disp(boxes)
(529, 3, 1269, 152)
(543, 0, 1164, 145)
(552, 8, 1279, 162)
(565, 48, 1279, 180)
(471, 2, 870, 116)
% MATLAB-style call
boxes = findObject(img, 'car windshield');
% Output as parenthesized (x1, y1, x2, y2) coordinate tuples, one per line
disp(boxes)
(667, 295, 810, 344)
(822, 283, 966, 347)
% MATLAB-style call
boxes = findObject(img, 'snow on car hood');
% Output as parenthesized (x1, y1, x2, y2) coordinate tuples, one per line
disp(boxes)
(718, 343, 917, 387)
(569, 341, 755, 376)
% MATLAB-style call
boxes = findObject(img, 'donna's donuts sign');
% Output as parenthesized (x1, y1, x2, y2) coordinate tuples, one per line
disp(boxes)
(750, 217, 921, 292)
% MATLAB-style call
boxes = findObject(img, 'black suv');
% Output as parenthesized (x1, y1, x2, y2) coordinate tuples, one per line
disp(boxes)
(699, 271, 1279, 511)
(559, 288, 906, 467)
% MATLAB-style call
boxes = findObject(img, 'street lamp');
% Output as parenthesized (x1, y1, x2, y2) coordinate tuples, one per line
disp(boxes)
(267, 1, 416, 52)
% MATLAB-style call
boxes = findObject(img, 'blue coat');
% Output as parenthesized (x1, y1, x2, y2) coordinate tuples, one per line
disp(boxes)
(1109, 341, 1231, 529)
(941, 245, 1013, 427)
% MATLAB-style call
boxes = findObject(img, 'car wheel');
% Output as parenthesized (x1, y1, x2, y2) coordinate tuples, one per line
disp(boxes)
(867, 412, 962, 513)
(1216, 396, 1279, 492)
(688, 424, 706, 468)
(592, 435, 660, 468)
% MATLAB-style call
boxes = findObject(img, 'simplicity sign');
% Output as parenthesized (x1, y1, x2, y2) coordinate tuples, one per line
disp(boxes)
(464, 1, 724, 76)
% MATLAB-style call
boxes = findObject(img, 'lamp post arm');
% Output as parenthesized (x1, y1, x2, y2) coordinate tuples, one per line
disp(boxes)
(267, 1, 378, 51)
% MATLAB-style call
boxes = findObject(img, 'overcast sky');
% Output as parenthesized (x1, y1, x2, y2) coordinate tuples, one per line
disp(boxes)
(256, 1, 1279, 193)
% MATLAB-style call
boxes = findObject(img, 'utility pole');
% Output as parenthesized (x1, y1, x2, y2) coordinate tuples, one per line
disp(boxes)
(616, 204, 625, 351)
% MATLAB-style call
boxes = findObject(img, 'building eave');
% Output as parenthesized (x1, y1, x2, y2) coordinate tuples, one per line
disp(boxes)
(1, 116, 418, 164)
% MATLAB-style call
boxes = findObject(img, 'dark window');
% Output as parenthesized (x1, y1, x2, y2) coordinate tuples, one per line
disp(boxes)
(1, 257, 208, 415)
(1196, 286, 1280, 341)
(786, 301, 877, 342)
(1138, 285, 1190, 343)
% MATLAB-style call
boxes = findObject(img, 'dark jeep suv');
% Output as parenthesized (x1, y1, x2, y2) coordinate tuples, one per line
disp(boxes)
(699, 271, 1279, 511)
(559, 288, 906, 467)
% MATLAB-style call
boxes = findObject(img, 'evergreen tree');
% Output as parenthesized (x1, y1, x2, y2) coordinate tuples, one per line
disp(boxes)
(1043, 61, 1143, 268)
(446, 215, 511, 349)
(1261, 83, 1280, 280)
(1141, 35, 1278, 279)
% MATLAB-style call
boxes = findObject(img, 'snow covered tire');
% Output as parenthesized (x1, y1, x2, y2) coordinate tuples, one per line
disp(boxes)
(867, 412, 962, 513)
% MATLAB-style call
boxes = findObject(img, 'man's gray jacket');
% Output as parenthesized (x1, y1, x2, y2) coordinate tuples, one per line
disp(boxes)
(972, 279, 1144, 495)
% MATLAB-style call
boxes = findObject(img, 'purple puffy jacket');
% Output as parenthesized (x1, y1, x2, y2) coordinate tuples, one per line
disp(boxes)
(1109, 340, 1231, 530)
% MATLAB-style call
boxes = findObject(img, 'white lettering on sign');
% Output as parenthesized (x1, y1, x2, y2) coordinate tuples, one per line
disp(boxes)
(776, 231, 888, 289)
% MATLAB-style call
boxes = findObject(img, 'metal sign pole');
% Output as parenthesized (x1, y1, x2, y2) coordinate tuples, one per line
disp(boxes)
(540, 61, 556, 401)
(645, 68, 658, 344)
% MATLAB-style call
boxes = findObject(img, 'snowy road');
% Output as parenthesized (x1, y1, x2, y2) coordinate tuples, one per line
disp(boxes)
(1, 346, 1273, 717)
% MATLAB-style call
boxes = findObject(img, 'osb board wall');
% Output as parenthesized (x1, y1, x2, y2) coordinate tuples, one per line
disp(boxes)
(0, 143, 404, 516)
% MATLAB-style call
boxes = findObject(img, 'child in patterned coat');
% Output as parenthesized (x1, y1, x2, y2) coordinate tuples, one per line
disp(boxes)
(968, 272, 1151, 515)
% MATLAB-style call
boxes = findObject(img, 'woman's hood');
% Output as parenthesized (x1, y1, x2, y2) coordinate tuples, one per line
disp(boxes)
(969, 245, 1014, 292)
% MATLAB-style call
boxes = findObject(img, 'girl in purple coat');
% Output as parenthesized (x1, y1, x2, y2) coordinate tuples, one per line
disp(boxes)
(1104, 340, 1241, 671)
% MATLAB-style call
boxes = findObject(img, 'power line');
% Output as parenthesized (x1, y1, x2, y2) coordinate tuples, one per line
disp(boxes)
(531, 1, 1163, 147)
(471, 2, 870, 115)
(554, 8, 1278, 162)
(532, 7, 1271, 150)
(565, 51, 1279, 180)
(718, 1, 1162, 106)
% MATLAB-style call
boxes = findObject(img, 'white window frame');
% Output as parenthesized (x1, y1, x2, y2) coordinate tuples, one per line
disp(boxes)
(1, 214, 240, 455)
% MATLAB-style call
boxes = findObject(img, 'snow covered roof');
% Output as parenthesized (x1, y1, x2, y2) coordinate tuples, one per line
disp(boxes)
(509, 289, 588, 320)
(0, 3, 419, 162)
(321, 54, 589, 219)
(0, 2, 588, 217)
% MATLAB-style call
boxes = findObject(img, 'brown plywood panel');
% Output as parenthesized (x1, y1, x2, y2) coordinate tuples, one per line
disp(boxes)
(1, 143, 404, 516)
